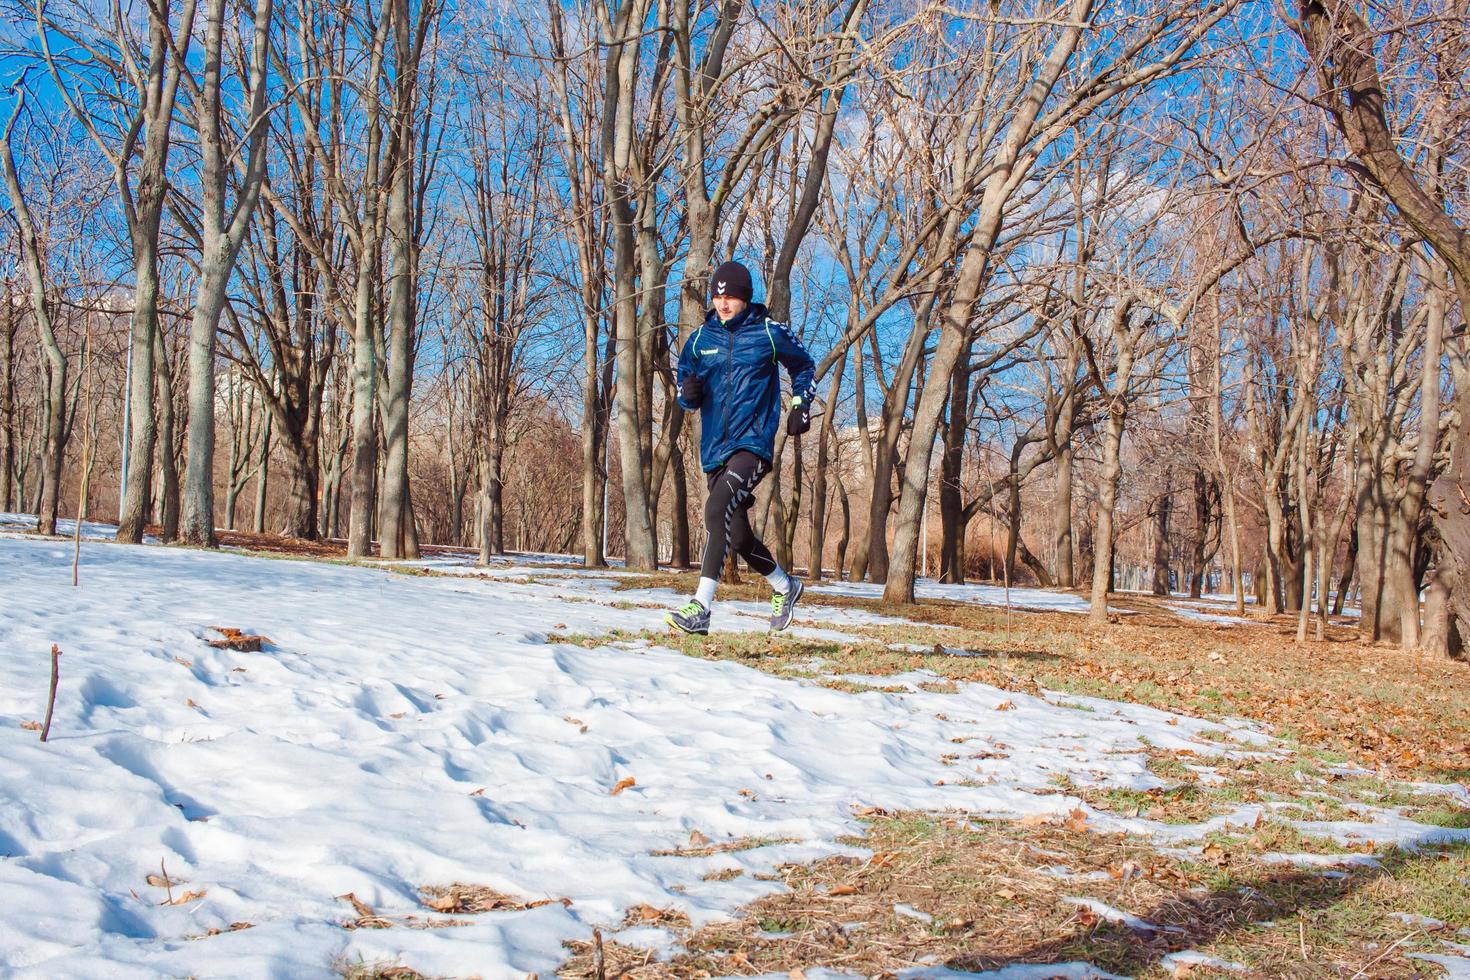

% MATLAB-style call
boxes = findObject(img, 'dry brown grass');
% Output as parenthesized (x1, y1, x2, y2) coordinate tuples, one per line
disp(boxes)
(554, 813, 1469, 979)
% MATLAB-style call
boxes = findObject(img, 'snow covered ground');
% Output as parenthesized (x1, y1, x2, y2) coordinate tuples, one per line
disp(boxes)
(0, 511, 145, 542)
(2, 528, 1463, 977)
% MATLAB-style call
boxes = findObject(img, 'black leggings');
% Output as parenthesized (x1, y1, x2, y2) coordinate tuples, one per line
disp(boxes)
(701, 451, 778, 580)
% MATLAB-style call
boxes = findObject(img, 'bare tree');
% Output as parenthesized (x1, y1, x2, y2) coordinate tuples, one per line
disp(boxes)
(0, 89, 68, 535)
(174, 0, 274, 546)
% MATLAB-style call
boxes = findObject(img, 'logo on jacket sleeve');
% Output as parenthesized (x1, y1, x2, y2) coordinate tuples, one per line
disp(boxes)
(700, 348, 718, 355)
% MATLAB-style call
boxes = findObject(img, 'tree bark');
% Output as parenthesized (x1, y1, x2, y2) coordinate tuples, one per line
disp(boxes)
(1152, 489, 1172, 596)
(155, 328, 179, 542)
(253, 407, 271, 534)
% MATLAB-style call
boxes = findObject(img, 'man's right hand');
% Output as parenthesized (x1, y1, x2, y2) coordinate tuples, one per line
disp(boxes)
(680, 375, 705, 405)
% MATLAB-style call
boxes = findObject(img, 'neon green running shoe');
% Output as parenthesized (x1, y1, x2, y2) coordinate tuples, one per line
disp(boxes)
(770, 577, 804, 632)
(666, 600, 710, 636)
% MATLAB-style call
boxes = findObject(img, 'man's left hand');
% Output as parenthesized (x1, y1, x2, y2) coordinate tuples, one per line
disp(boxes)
(786, 397, 812, 436)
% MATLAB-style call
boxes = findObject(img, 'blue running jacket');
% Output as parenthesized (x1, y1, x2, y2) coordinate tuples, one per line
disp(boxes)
(676, 303, 816, 472)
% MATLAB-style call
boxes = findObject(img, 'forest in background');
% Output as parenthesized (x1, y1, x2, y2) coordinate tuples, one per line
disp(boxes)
(0, 0, 1467, 652)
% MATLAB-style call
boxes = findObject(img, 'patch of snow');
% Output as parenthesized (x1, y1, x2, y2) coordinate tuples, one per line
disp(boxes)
(900, 966, 1127, 980)
(607, 925, 681, 957)
(1400, 782, 1470, 807)
(1035, 865, 1111, 882)
(0, 512, 151, 543)
(1391, 912, 1448, 930)
(1291, 813, 1470, 851)
(1258, 852, 1381, 870)
(1159, 950, 1246, 973)
(0, 535, 1219, 977)
(1184, 764, 1226, 786)
(1110, 804, 1268, 844)
(1408, 952, 1470, 978)
(894, 903, 934, 923)
(1165, 603, 1254, 626)
(1063, 897, 1181, 935)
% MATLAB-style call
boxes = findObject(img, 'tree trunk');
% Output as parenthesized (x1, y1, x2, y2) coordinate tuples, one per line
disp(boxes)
(0, 290, 13, 512)
(939, 359, 968, 585)
(807, 360, 844, 581)
(280, 432, 319, 539)
(1152, 490, 1172, 596)
(379, 168, 416, 558)
(1422, 566, 1463, 659)
(867, 306, 931, 584)
(1089, 401, 1126, 625)
(155, 331, 180, 543)
(347, 258, 378, 557)
(581, 320, 607, 567)
(671, 441, 690, 568)
(1333, 527, 1356, 615)
(1189, 469, 1213, 598)
(1053, 434, 1075, 588)
(252, 409, 271, 534)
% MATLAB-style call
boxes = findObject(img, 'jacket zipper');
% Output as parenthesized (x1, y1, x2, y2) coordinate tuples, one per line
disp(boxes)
(722, 320, 733, 453)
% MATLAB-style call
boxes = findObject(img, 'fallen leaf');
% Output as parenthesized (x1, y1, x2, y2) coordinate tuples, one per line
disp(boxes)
(1064, 806, 1090, 833)
(622, 903, 689, 927)
(689, 829, 711, 847)
(789, 970, 808, 979)
(1020, 813, 1053, 828)
(207, 627, 267, 652)
(610, 777, 636, 796)
(169, 889, 206, 905)
(19, 721, 41, 731)
(338, 892, 376, 918)
(829, 884, 859, 896)
(173, 657, 193, 668)
(994, 700, 1015, 711)
(420, 884, 571, 914)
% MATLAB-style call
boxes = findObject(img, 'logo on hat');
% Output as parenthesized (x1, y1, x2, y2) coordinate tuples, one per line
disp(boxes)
(716, 281, 727, 294)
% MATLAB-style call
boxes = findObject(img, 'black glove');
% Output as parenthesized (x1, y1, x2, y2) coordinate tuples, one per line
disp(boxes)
(786, 396, 812, 436)
(680, 375, 704, 406)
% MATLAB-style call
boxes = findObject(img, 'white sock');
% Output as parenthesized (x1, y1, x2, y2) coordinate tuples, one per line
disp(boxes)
(695, 577, 718, 608)
(766, 567, 791, 593)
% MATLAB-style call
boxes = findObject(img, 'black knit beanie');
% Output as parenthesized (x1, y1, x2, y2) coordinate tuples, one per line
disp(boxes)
(710, 261, 754, 303)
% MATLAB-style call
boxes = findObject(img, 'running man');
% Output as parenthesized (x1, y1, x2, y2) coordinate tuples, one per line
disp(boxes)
(666, 261, 817, 636)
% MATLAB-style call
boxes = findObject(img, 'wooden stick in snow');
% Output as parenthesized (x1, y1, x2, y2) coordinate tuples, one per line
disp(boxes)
(40, 645, 60, 742)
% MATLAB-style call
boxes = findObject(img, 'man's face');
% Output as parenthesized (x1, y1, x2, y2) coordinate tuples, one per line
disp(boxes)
(713, 295, 747, 321)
